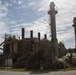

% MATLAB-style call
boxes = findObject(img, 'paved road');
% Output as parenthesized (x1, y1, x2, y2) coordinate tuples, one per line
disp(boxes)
(0, 70, 76, 75)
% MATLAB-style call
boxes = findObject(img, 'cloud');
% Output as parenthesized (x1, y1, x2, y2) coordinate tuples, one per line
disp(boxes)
(57, 28, 74, 41)
(0, 22, 8, 35)
(28, 2, 35, 6)
(0, 0, 9, 48)
(27, 0, 76, 48)
(0, 21, 8, 50)
(10, 0, 75, 43)
(11, 0, 26, 9)
(18, 1, 23, 5)
(8, 14, 50, 39)
(0, 0, 9, 17)
(0, 0, 76, 49)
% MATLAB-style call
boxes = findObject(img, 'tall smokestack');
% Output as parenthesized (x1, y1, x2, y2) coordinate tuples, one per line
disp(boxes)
(22, 28, 25, 39)
(38, 32, 40, 41)
(30, 30, 33, 38)
(48, 2, 58, 60)
(73, 17, 76, 50)
(44, 34, 47, 39)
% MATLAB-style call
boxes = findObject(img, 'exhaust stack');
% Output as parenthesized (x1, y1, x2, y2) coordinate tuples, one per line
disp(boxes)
(22, 28, 25, 39)
(38, 32, 40, 41)
(30, 30, 33, 38)
(44, 34, 47, 39)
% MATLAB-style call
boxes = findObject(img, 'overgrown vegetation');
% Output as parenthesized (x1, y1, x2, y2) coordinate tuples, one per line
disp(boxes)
(13, 50, 76, 70)
(72, 60, 76, 66)
(26, 50, 44, 70)
(13, 52, 32, 68)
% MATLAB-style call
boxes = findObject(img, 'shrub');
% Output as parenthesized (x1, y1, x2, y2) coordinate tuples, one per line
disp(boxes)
(72, 60, 76, 67)
(26, 50, 44, 70)
(43, 60, 69, 70)
(64, 63, 70, 68)
(56, 60, 64, 69)
(26, 54, 40, 70)
(0, 59, 4, 67)
(13, 52, 32, 68)
(56, 60, 70, 69)
(43, 62, 56, 70)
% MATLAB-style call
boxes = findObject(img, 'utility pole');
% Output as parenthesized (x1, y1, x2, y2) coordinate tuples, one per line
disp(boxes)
(72, 17, 76, 52)
(48, 2, 58, 62)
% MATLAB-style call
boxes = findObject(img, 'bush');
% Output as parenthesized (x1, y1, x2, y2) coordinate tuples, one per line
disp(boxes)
(72, 60, 76, 67)
(56, 60, 70, 69)
(43, 60, 70, 70)
(13, 52, 32, 68)
(43, 62, 56, 70)
(26, 54, 41, 70)
(64, 63, 70, 68)
(26, 50, 44, 70)
(0, 59, 4, 67)
(56, 60, 64, 69)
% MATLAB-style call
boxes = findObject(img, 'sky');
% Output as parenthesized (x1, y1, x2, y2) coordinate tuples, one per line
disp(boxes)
(0, 0, 76, 52)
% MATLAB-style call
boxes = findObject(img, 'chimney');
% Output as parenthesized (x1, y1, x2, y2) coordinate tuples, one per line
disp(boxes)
(13, 35, 15, 38)
(38, 32, 40, 41)
(22, 28, 25, 39)
(73, 17, 76, 25)
(73, 17, 76, 50)
(30, 30, 33, 38)
(44, 34, 47, 39)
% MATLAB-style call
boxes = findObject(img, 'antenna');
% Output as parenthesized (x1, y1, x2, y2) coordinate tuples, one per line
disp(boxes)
(9, 28, 12, 36)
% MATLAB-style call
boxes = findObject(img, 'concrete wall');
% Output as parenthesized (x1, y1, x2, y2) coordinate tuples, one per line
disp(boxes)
(5, 59, 12, 67)
(13, 42, 18, 53)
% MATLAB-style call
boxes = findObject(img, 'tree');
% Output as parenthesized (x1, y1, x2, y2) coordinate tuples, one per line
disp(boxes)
(26, 50, 44, 70)
(13, 52, 32, 68)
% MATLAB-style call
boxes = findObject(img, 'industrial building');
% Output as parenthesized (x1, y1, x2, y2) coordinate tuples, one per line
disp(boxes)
(0, 28, 66, 67)
(0, 2, 67, 67)
(0, 28, 52, 67)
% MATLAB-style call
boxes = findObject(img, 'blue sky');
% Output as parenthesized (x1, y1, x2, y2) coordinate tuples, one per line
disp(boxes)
(0, 0, 76, 52)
